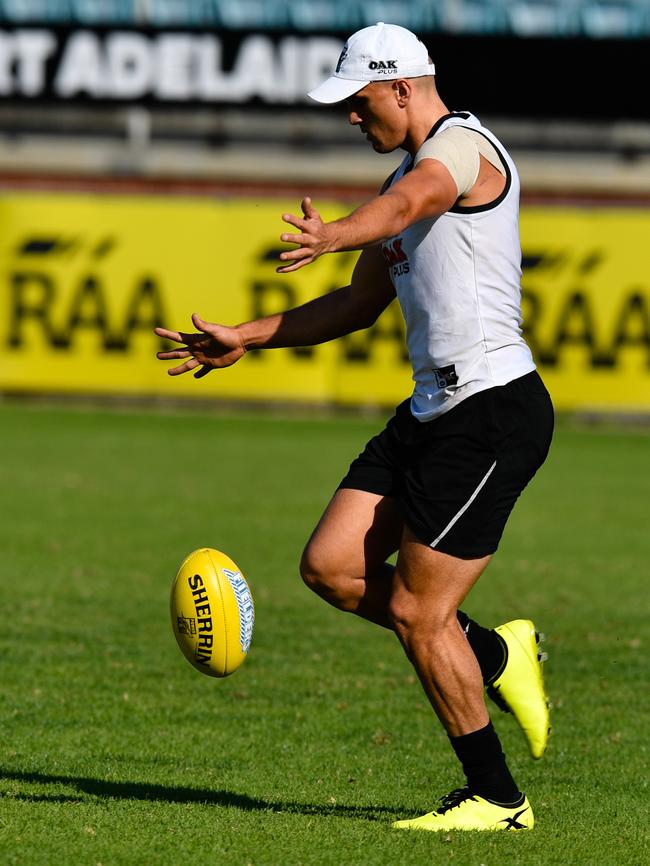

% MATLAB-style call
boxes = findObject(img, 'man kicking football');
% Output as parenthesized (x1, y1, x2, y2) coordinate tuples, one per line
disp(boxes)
(155, 22, 552, 832)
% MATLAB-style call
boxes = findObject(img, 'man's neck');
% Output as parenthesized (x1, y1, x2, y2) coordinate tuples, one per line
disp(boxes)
(404, 100, 451, 156)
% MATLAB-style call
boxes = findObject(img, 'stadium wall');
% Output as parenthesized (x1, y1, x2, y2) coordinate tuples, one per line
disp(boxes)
(1, 184, 649, 414)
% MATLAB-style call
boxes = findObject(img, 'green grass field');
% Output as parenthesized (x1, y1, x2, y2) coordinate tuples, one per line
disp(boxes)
(0, 401, 648, 866)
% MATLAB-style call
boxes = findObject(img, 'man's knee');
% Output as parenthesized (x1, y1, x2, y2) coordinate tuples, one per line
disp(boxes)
(388, 585, 456, 650)
(299, 544, 325, 593)
(299, 543, 358, 612)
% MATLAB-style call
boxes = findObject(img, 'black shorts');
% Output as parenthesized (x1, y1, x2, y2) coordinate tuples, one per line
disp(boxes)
(339, 371, 554, 559)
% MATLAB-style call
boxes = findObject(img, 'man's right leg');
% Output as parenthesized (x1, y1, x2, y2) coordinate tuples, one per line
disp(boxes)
(299, 487, 401, 628)
(300, 486, 549, 759)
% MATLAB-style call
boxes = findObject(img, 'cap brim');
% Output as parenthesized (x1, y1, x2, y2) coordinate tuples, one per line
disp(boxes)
(307, 76, 368, 104)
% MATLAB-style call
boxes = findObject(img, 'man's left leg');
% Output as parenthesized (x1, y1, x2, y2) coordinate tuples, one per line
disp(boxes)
(389, 527, 534, 832)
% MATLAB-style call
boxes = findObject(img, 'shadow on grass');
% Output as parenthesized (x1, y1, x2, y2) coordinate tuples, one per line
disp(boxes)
(0, 769, 402, 821)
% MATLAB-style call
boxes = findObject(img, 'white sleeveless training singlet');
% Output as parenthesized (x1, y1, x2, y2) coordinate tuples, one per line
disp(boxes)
(381, 112, 536, 421)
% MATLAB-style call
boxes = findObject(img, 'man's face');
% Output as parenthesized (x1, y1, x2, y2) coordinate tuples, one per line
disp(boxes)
(345, 82, 406, 153)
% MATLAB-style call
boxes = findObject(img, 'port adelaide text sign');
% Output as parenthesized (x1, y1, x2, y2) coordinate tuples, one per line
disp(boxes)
(0, 27, 345, 104)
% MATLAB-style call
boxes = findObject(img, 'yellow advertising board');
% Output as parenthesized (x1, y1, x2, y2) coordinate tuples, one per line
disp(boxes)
(0, 192, 649, 413)
(520, 207, 650, 412)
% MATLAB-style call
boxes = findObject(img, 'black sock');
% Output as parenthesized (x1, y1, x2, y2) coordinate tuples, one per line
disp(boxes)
(449, 722, 522, 805)
(457, 610, 507, 685)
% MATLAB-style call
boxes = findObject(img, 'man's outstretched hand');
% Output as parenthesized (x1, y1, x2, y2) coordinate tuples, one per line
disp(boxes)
(155, 313, 246, 379)
(278, 196, 332, 273)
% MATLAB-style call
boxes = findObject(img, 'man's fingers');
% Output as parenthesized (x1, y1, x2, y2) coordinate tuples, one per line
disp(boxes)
(282, 212, 307, 231)
(191, 312, 212, 333)
(194, 365, 212, 379)
(301, 196, 319, 220)
(276, 256, 313, 274)
(157, 349, 191, 360)
(179, 330, 208, 346)
(154, 325, 205, 346)
(280, 231, 306, 246)
(154, 326, 184, 342)
(167, 358, 201, 376)
(279, 243, 312, 261)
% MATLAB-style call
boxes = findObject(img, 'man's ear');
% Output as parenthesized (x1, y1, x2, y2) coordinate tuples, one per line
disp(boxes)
(393, 79, 412, 107)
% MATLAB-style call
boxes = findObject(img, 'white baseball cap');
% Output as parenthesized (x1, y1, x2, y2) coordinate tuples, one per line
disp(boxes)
(308, 22, 435, 105)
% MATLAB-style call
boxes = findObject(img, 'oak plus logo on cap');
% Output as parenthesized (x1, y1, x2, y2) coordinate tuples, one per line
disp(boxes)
(369, 60, 397, 72)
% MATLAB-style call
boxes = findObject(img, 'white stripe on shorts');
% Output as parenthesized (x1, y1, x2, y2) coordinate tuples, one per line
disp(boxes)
(430, 460, 497, 550)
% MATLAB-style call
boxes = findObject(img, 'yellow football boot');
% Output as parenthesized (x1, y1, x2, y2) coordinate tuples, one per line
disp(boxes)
(393, 787, 534, 832)
(488, 619, 550, 759)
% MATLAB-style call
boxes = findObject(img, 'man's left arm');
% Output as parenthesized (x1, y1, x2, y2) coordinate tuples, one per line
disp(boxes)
(278, 160, 458, 274)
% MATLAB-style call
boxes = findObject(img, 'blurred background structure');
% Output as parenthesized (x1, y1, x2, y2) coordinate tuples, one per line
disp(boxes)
(1, 0, 649, 413)
(1, 0, 650, 188)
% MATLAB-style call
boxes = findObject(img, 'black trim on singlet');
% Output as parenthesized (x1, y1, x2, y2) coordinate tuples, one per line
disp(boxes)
(415, 112, 512, 214)
(379, 167, 400, 195)
(380, 155, 414, 190)
(424, 111, 472, 142)
(446, 126, 512, 214)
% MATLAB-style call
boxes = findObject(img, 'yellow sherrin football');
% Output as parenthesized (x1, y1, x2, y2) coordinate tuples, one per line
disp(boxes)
(170, 548, 254, 677)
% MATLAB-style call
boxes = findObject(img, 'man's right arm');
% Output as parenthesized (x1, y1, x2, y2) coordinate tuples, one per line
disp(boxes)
(155, 245, 395, 378)
(241, 244, 394, 349)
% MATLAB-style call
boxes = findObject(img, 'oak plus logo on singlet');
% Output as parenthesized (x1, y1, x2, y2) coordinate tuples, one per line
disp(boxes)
(382, 237, 410, 277)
